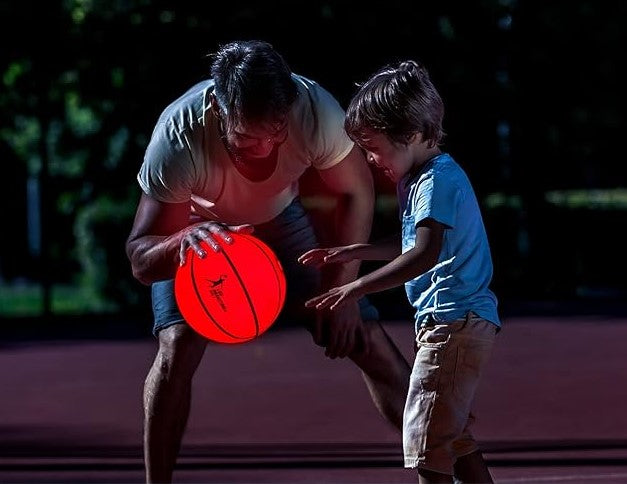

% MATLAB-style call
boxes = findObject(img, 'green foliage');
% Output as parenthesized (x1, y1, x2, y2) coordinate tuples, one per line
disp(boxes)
(0, 116, 41, 174)
(73, 194, 138, 311)
(3, 60, 28, 87)
(545, 189, 627, 210)
(0, 0, 624, 317)
(0, 283, 109, 316)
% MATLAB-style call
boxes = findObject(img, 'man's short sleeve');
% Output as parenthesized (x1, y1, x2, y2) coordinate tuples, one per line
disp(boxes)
(305, 82, 354, 170)
(137, 121, 194, 203)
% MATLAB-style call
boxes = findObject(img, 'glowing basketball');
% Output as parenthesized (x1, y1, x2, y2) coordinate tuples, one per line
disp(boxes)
(174, 232, 286, 344)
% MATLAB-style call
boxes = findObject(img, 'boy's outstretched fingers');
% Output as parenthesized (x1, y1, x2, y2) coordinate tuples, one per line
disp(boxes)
(298, 248, 331, 268)
(306, 294, 342, 311)
(305, 293, 329, 309)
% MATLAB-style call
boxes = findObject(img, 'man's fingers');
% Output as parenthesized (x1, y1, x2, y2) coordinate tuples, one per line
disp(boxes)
(205, 224, 232, 247)
(179, 221, 252, 266)
(230, 224, 254, 234)
(197, 231, 220, 252)
(179, 244, 188, 266)
(189, 237, 208, 257)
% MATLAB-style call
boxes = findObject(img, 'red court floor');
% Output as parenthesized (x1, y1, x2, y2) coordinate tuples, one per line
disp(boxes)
(2, 313, 627, 483)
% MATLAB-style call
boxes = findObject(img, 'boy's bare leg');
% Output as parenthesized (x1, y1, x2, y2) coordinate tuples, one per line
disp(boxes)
(453, 450, 494, 483)
(349, 320, 411, 430)
(418, 468, 453, 483)
(144, 324, 208, 483)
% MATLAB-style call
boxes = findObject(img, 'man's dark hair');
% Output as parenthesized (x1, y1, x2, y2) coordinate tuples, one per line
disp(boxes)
(345, 60, 445, 148)
(210, 40, 298, 128)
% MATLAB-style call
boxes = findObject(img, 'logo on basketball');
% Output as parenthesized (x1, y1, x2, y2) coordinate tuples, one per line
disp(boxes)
(207, 275, 228, 312)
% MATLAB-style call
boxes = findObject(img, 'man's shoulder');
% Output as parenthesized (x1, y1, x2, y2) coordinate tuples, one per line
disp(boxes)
(292, 73, 340, 105)
(288, 73, 352, 167)
(156, 79, 213, 126)
(291, 73, 319, 90)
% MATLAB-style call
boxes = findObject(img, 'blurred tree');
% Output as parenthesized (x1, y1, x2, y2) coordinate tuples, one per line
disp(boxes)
(1, 0, 625, 321)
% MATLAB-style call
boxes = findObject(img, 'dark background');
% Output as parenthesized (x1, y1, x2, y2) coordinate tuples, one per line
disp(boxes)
(1, 0, 626, 336)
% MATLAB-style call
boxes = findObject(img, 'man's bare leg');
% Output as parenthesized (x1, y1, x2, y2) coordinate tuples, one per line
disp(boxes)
(349, 320, 411, 430)
(144, 324, 208, 483)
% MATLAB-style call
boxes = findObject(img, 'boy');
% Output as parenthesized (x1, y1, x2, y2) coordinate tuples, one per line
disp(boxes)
(299, 60, 500, 484)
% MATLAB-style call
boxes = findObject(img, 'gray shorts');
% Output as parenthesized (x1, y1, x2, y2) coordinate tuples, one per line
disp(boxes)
(150, 197, 379, 336)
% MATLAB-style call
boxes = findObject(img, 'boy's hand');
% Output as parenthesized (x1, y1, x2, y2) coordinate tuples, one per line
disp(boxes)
(305, 280, 363, 312)
(298, 244, 366, 268)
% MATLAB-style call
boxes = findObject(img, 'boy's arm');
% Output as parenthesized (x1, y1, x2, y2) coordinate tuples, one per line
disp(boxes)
(306, 218, 445, 311)
(358, 219, 443, 294)
(363, 233, 402, 260)
(298, 233, 401, 267)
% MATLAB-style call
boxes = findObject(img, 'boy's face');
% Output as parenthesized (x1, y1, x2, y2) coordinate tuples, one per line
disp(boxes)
(357, 131, 414, 183)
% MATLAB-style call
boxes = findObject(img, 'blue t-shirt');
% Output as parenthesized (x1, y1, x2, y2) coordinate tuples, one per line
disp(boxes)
(397, 153, 500, 331)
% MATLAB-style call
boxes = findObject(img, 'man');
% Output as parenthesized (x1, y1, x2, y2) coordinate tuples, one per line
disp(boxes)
(125, 40, 410, 483)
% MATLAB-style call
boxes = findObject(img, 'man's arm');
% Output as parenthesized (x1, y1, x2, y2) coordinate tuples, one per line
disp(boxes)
(308, 144, 374, 359)
(126, 194, 254, 285)
(316, 144, 375, 288)
(125, 194, 192, 285)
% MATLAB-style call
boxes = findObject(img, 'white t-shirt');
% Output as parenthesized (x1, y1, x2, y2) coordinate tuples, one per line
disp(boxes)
(137, 74, 354, 225)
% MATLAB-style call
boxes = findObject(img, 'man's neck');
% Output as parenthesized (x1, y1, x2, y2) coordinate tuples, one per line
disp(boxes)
(229, 147, 279, 182)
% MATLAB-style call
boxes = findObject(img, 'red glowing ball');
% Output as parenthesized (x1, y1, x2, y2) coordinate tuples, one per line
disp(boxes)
(174, 232, 286, 344)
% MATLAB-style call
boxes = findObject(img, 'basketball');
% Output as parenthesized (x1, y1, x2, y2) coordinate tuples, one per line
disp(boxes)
(174, 232, 286, 344)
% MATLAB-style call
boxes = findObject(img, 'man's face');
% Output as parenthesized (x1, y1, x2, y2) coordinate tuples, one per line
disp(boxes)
(219, 113, 288, 161)
(227, 120, 288, 160)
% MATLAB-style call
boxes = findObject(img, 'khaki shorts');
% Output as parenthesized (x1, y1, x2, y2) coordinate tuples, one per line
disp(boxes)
(403, 312, 497, 475)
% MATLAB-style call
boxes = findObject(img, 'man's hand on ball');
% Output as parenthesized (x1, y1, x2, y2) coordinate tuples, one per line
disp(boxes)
(179, 222, 254, 265)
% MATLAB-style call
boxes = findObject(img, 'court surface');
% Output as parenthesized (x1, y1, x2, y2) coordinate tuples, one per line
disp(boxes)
(2, 311, 627, 483)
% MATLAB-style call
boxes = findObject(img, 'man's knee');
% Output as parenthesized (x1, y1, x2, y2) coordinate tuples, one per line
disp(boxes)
(349, 320, 409, 371)
(153, 324, 208, 380)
